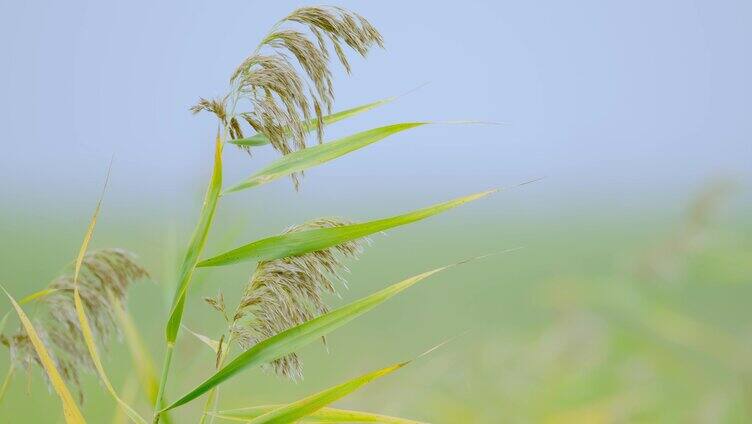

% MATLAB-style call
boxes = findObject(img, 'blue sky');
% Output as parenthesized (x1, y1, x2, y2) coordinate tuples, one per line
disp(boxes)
(1, 0, 750, 214)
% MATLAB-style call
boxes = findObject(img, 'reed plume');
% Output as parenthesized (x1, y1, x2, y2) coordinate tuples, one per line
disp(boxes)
(224, 218, 368, 380)
(1, 249, 148, 402)
(191, 6, 384, 189)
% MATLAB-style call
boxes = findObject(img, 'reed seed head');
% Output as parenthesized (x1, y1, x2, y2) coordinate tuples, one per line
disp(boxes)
(0, 248, 148, 402)
(228, 218, 368, 380)
(193, 6, 383, 189)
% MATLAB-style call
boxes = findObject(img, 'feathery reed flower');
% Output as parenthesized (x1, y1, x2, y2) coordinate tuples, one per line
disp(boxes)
(0, 248, 148, 402)
(192, 6, 384, 189)
(226, 218, 367, 379)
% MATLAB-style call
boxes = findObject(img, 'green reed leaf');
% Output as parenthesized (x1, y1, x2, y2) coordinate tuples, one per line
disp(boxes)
(165, 134, 223, 343)
(245, 362, 407, 424)
(69, 161, 148, 424)
(229, 97, 396, 148)
(213, 405, 423, 423)
(162, 264, 456, 412)
(225, 122, 427, 193)
(198, 189, 494, 268)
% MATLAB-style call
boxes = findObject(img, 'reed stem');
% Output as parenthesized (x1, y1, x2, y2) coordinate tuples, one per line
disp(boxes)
(152, 343, 174, 423)
(198, 335, 232, 424)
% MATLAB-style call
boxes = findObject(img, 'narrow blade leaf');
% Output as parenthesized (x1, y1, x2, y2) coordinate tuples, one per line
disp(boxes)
(213, 405, 423, 423)
(165, 134, 223, 343)
(70, 163, 147, 424)
(1, 287, 86, 424)
(247, 363, 407, 424)
(229, 97, 396, 148)
(199, 189, 494, 268)
(225, 122, 426, 193)
(73, 161, 109, 280)
(183, 326, 221, 353)
(19, 288, 62, 304)
(162, 264, 456, 412)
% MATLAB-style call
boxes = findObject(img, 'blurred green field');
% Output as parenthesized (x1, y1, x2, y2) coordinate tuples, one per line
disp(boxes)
(1, 184, 751, 423)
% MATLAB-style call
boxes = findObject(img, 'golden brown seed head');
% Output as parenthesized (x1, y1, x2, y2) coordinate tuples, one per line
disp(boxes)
(228, 218, 367, 380)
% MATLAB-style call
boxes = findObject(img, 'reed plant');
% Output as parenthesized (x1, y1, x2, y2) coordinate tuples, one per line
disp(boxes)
(0, 6, 509, 423)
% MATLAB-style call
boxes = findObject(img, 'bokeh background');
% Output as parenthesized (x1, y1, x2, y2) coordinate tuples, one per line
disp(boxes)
(1, 0, 751, 422)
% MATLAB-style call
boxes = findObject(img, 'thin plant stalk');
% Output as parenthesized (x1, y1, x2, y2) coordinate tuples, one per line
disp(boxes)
(199, 331, 233, 424)
(154, 345, 175, 422)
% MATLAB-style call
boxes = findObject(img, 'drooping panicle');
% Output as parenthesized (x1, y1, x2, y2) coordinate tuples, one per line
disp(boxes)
(0, 248, 148, 402)
(3, 321, 84, 402)
(193, 6, 384, 189)
(228, 218, 368, 380)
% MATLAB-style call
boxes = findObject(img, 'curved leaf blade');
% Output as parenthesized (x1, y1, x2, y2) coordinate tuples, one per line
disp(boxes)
(229, 97, 396, 148)
(227, 134, 269, 147)
(165, 134, 224, 343)
(199, 189, 494, 268)
(19, 288, 62, 304)
(247, 363, 407, 424)
(225, 122, 427, 193)
(2, 287, 87, 424)
(70, 160, 147, 424)
(214, 404, 423, 423)
(162, 264, 455, 412)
